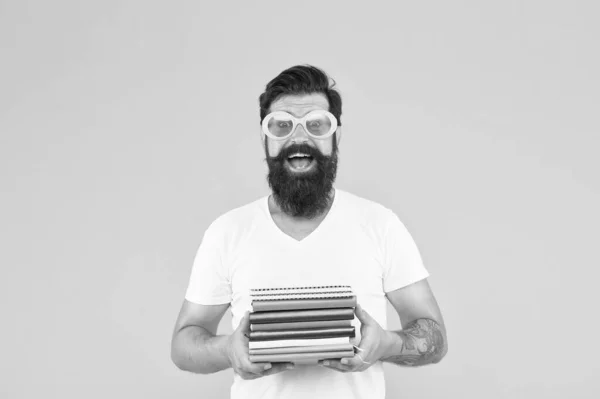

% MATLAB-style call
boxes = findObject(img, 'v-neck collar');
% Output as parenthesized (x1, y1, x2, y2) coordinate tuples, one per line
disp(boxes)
(263, 188, 339, 245)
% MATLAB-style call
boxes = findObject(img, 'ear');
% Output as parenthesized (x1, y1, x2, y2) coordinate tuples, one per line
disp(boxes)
(335, 126, 342, 147)
(259, 127, 266, 144)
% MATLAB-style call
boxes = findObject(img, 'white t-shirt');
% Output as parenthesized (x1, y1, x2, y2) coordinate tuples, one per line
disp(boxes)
(185, 187, 429, 399)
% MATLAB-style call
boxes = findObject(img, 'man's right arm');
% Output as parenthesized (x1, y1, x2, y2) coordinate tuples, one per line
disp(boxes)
(171, 300, 294, 377)
(171, 300, 231, 374)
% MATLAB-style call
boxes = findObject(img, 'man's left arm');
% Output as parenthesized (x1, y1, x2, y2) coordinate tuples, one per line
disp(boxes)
(320, 279, 447, 371)
(380, 278, 447, 366)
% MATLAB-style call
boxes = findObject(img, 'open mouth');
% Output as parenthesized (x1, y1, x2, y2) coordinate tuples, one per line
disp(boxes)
(286, 153, 315, 171)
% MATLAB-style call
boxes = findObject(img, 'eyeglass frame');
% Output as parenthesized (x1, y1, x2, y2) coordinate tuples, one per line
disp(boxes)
(261, 110, 338, 141)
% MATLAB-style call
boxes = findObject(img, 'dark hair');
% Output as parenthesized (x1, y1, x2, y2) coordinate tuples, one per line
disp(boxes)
(259, 65, 342, 126)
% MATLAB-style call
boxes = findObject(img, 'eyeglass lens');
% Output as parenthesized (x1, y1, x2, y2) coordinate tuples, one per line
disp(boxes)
(267, 112, 332, 138)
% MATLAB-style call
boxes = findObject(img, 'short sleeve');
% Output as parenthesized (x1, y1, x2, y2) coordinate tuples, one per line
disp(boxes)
(382, 210, 430, 292)
(184, 218, 232, 305)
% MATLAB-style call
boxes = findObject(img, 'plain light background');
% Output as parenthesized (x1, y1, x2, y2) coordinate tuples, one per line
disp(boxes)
(1, 1, 599, 398)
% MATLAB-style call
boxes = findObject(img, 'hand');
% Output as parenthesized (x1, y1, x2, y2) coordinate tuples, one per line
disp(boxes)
(319, 304, 390, 373)
(226, 311, 294, 380)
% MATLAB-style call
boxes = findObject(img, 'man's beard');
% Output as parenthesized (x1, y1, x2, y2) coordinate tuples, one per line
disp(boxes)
(265, 136, 339, 219)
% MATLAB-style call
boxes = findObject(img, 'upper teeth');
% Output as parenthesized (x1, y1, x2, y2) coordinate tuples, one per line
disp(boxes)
(289, 153, 310, 158)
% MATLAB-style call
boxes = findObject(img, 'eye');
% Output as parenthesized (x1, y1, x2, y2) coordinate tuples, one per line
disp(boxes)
(278, 121, 291, 128)
(308, 121, 320, 127)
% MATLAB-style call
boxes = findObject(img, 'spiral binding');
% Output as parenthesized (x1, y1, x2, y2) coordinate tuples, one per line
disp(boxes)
(250, 285, 352, 292)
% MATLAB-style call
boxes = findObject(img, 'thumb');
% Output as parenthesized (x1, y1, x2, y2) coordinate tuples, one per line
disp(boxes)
(355, 304, 373, 325)
(236, 311, 250, 334)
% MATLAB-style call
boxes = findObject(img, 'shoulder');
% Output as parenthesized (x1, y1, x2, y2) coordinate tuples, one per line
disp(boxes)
(203, 195, 267, 240)
(335, 188, 397, 228)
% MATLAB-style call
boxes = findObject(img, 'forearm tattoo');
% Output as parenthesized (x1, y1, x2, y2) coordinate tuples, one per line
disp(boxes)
(383, 318, 445, 366)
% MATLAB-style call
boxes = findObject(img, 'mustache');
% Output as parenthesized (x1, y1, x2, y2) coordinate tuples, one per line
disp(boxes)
(269, 143, 328, 162)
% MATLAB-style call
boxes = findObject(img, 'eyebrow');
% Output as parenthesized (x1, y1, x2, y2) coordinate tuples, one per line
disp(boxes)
(278, 108, 325, 118)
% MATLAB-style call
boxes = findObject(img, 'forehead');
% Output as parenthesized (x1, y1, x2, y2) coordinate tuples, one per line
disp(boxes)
(269, 93, 329, 117)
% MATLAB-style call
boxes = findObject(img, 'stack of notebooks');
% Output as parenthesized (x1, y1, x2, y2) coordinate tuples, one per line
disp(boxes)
(248, 285, 356, 364)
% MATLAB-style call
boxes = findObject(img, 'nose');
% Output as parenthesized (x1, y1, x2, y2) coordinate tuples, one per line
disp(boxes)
(290, 122, 309, 143)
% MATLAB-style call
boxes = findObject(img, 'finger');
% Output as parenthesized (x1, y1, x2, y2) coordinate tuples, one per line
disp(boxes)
(243, 360, 273, 375)
(239, 371, 261, 380)
(234, 367, 257, 379)
(350, 351, 374, 372)
(320, 363, 350, 373)
(319, 359, 355, 372)
(261, 362, 295, 376)
(340, 356, 364, 369)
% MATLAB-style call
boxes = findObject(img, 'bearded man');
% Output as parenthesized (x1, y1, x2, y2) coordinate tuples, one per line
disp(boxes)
(171, 65, 448, 399)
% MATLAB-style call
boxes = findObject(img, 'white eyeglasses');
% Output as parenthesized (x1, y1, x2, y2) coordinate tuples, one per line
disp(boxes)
(261, 110, 338, 140)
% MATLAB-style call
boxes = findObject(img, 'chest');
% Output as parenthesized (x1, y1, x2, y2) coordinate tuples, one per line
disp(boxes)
(270, 215, 323, 242)
(227, 228, 389, 334)
(228, 225, 385, 299)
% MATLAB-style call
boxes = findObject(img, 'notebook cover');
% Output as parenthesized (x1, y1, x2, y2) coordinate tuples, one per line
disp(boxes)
(249, 327, 355, 341)
(250, 291, 354, 301)
(248, 337, 350, 350)
(251, 296, 357, 312)
(250, 319, 351, 332)
(249, 343, 354, 355)
(249, 308, 355, 324)
(249, 350, 355, 363)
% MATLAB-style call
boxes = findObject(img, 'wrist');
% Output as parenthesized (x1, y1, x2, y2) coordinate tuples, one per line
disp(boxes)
(381, 330, 402, 359)
(221, 334, 234, 368)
